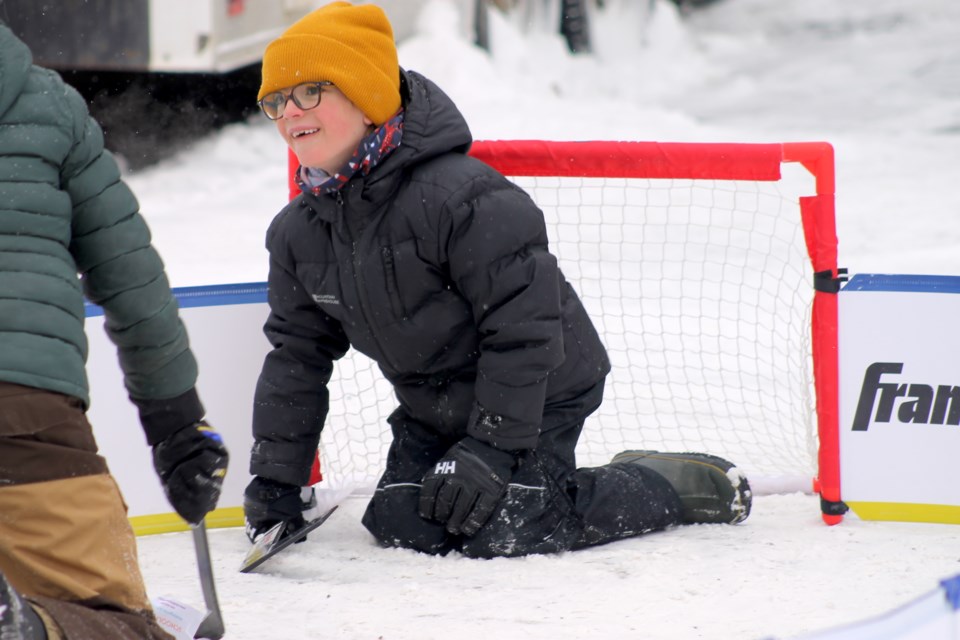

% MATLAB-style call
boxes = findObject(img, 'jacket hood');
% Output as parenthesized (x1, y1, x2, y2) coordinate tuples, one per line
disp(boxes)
(0, 24, 32, 118)
(369, 69, 473, 186)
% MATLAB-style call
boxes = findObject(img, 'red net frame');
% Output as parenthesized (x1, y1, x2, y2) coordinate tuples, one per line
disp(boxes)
(287, 141, 842, 524)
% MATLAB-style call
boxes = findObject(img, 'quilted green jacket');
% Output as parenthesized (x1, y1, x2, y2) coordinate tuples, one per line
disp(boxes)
(0, 24, 201, 437)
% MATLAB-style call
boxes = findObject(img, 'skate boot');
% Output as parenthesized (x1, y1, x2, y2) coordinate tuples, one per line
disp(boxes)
(0, 572, 47, 640)
(611, 450, 752, 524)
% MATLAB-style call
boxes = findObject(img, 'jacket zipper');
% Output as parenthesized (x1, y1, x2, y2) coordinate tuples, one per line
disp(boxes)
(381, 246, 407, 319)
(349, 206, 401, 373)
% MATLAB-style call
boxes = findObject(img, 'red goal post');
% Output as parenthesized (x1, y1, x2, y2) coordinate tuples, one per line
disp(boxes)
(286, 140, 844, 525)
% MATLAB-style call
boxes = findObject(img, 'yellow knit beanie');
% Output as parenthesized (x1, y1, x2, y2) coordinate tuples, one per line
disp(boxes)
(258, 1, 400, 125)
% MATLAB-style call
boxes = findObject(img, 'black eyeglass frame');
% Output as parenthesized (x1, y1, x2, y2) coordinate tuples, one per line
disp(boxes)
(258, 81, 333, 120)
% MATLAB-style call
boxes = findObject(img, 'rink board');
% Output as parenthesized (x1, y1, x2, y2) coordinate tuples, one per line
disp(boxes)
(85, 283, 271, 534)
(87, 273, 960, 532)
(778, 573, 960, 640)
(839, 274, 960, 523)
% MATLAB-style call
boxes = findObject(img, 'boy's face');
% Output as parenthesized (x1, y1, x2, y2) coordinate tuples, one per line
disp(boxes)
(274, 84, 373, 174)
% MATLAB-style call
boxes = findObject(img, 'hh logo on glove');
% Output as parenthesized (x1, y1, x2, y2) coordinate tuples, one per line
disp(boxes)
(418, 437, 517, 537)
(433, 460, 457, 475)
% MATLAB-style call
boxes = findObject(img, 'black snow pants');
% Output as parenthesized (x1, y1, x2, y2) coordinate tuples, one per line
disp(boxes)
(361, 380, 684, 558)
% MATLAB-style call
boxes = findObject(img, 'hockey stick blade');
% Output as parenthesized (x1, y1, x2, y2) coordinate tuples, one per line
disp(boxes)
(239, 505, 338, 574)
(192, 521, 225, 639)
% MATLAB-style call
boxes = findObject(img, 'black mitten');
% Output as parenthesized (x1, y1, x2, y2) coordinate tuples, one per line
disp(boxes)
(243, 476, 307, 542)
(418, 436, 517, 537)
(152, 421, 229, 525)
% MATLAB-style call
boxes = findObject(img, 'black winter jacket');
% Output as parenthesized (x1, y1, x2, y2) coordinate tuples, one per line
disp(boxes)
(251, 70, 610, 485)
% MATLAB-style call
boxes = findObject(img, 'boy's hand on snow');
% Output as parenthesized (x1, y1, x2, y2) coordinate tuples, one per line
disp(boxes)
(418, 436, 517, 537)
(152, 420, 229, 525)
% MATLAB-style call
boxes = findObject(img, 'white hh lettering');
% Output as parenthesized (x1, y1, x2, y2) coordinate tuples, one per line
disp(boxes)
(435, 460, 456, 475)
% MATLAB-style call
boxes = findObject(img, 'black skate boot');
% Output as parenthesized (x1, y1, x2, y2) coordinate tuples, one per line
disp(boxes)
(611, 450, 752, 524)
(0, 572, 47, 640)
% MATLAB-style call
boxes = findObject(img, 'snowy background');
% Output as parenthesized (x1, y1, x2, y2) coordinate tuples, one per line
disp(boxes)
(121, 0, 960, 638)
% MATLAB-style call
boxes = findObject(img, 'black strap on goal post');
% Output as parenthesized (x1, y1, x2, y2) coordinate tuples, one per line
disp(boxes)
(814, 268, 849, 293)
(821, 496, 850, 518)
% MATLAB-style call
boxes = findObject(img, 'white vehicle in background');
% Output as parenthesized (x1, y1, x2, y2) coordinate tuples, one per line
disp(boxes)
(0, 0, 319, 73)
(0, 0, 439, 74)
(1, 0, 669, 75)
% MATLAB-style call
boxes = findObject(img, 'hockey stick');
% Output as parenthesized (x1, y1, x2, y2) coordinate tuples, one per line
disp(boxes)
(191, 521, 225, 640)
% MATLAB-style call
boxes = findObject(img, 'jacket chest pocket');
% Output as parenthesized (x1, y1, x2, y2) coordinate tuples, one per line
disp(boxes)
(378, 238, 464, 327)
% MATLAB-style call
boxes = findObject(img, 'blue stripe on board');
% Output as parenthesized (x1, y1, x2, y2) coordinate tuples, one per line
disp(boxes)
(842, 273, 960, 294)
(84, 282, 269, 318)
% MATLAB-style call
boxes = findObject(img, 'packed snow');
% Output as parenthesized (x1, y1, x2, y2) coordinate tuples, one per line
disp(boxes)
(118, 0, 960, 638)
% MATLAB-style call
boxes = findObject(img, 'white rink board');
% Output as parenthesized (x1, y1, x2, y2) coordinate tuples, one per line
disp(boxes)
(85, 283, 270, 519)
(783, 573, 960, 640)
(839, 274, 960, 508)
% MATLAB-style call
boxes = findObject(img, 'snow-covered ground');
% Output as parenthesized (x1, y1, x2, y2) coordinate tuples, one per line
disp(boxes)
(126, 0, 960, 638)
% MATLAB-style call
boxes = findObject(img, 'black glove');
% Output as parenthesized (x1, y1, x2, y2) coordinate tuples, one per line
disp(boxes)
(152, 420, 229, 525)
(243, 476, 307, 543)
(418, 436, 517, 537)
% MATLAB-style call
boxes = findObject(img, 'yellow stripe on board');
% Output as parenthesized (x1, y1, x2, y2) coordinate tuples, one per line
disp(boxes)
(129, 507, 245, 536)
(847, 501, 960, 525)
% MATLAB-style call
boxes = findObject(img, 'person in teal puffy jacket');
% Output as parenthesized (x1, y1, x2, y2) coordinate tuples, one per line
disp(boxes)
(0, 22, 228, 640)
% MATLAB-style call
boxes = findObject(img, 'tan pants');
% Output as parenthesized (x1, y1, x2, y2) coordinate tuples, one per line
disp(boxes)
(0, 382, 173, 640)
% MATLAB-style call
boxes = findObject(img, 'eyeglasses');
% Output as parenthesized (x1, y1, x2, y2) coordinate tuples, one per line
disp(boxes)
(258, 81, 333, 120)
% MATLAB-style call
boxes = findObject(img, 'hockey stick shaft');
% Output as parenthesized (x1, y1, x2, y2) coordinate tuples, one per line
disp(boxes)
(191, 521, 225, 639)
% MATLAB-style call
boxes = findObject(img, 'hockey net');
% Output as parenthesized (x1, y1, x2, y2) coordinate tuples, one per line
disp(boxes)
(298, 140, 841, 516)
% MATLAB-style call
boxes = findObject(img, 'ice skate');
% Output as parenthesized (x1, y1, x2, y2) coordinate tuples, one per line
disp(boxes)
(611, 450, 752, 525)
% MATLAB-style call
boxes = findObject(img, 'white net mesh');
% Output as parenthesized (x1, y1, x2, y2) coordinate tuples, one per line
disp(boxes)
(319, 170, 818, 492)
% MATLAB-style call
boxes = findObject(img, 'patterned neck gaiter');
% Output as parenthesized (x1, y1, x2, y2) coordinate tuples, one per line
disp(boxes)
(297, 110, 404, 196)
